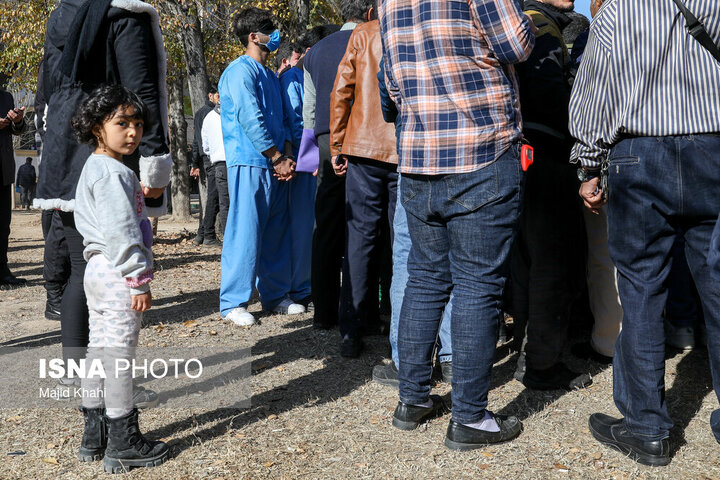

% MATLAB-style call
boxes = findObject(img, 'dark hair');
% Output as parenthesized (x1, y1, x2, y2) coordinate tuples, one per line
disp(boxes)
(297, 24, 341, 50)
(72, 84, 148, 147)
(25, 157, 32, 163)
(563, 12, 590, 45)
(340, 0, 376, 22)
(233, 7, 275, 47)
(208, 83, 218, 95)
(275, 41, 294, 70)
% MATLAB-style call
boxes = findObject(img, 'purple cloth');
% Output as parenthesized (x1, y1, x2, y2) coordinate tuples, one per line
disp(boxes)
(296, 128, 319, 173)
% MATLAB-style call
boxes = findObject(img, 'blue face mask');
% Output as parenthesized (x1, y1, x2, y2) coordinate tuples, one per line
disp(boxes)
(258, 30, 281, 52)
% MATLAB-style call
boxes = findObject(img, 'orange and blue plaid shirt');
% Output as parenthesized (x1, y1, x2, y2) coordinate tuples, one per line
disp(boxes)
(378, 0, 535, 174)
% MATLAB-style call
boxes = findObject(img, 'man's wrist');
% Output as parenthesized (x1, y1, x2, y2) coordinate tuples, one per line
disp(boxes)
(577, 167, 600, 182)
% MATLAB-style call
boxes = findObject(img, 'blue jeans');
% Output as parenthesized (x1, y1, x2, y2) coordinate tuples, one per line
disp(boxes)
(666, 235, 702, 329)
(390, 175, 452, 368)
(398, 145, 523, 424)
(607, 135, 720, 442)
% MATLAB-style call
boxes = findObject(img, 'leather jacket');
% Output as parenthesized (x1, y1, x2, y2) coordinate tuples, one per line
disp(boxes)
(329, 20, 398, 164)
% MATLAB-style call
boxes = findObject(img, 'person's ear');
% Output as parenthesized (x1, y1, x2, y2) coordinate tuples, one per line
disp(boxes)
(367, 7, 375, 22)
(248, 32, 259, 45)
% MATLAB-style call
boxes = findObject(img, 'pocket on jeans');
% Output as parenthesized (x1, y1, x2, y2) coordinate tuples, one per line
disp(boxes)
(609, 156, 640, 166)
(400, 176, 419, 205)
(447, 162, 499, 212)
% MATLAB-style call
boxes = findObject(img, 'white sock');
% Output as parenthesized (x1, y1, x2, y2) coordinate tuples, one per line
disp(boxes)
(462, 410, 500, 432)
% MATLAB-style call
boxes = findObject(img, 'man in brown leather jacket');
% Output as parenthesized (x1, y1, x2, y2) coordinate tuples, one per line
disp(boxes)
(329, 14, 398, 357)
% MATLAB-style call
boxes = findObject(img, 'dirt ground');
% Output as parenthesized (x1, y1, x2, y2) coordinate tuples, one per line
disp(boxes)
(1, 210, 719, 480)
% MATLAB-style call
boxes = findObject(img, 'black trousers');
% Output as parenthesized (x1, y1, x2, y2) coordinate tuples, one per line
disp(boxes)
(339, 157, 397, 338)
(311, 134, 346, 327)
(202, 162, 220, 238)
(57, 211, 90, 361)
(214, 161, 229, 237)
(197, 158, 220, 239)
(511, 132, 586, 370)
(0, 183, 10, 275)
(42, 209, 70, 307)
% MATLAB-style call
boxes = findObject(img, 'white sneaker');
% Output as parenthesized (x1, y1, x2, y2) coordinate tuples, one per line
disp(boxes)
(225, 307, 255, 326)
(272, 298, 305, 315)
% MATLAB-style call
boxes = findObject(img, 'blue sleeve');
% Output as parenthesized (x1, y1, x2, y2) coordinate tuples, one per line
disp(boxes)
(377, 60, 398, 124)
(280, 73, 304, 150)
(230, 63, 276, 154)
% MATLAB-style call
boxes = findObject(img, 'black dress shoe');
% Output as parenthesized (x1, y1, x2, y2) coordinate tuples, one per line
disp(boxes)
(522, 362, 592, 391)
(372, 362, 399, 388)
(44, 303, 61, 321)
(589, 413, 670, 466)
(572, 342, 613, 365)
(392, 394, 446, 431)
(192, 234, 204, 245)
(0, 273, 27, 289)
(203, 237, 222, 247)
(445, 413, 522, 450)
(340, 335, 363, 358)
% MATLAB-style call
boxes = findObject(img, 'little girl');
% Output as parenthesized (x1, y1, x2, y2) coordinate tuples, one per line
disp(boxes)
(72, 85, 168, 473)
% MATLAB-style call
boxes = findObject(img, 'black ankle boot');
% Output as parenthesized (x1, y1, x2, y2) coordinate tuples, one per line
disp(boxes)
(103, 409, 169, 474)
(78, 407, 106, 462)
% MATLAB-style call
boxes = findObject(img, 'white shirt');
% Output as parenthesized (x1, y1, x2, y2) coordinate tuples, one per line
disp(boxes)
(201, 109, 226, 164)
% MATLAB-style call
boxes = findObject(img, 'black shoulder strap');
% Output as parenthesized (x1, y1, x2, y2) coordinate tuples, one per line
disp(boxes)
(671, 0, 720, 63)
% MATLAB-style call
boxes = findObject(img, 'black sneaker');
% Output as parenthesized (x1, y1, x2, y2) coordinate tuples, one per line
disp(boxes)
(372, 362, 399, 388)
(589, 413, 670, 466)
(522, 362, 592, 391)
(445, 413, 522, 450)
(340, 335, 363, 358)
(45, 303, 61, 321)
(192, 234, 203, 245)
(392, 395, 447, 431)
(203, 237, 222, 247)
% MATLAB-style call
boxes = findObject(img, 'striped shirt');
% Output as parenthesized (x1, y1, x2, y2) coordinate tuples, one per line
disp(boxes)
(569, 0, 720, 169)
(378, 0, 535, 175)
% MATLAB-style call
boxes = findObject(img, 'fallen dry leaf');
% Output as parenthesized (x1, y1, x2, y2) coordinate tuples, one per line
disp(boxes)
(264, 461, 275, 468)
(354, 463, 368, 468)
(41, 457, 59, 465)
(481, 451, 493, 458)
(6, 416, 22, 422)
(183, 320, 198, 328)
(46, 443, 57, 449)
(478, 464, 490, 470)
(209, 330, 217, 335)
(554, 463, 569, 472)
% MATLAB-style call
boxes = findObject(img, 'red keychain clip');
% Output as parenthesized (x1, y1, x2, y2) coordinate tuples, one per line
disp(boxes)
(521, 144, 534, 171)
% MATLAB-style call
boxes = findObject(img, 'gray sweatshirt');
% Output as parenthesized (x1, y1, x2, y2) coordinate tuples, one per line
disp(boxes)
(75, 154, 154, 295)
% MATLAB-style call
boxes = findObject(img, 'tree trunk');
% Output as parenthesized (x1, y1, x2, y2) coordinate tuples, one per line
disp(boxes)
(181, 14, 208, 114)
(167, 74, 192, 221)
(288, 0, 311, 39)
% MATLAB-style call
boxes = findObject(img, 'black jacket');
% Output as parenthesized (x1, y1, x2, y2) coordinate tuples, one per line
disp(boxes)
(36, 0, 171, 215)
(16, 164, 37, 188)
(518, 0, 572, 140)
(191, 100, 215, 170)
(0, 90, 27, 187)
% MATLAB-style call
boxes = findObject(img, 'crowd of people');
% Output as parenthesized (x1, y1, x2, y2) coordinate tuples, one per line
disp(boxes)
(0, 0, 719, 474)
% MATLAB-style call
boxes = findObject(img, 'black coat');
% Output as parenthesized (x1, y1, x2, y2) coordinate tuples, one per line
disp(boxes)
(36, 0, 170, 214)
(16, 164, 37, 189)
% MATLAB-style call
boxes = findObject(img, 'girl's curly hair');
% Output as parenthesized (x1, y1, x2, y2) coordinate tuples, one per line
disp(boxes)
(72, 84, 148, 146)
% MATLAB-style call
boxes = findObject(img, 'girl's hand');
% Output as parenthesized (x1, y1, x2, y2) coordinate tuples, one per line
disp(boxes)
(131, 291, 152, 312)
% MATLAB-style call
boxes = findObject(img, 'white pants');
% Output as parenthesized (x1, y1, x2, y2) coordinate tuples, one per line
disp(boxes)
(81, 254, 142, 418)
(584, 205, 623, 357)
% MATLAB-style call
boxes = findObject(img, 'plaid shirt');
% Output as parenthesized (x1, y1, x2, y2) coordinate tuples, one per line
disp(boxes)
(378, 0, 534, 174)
